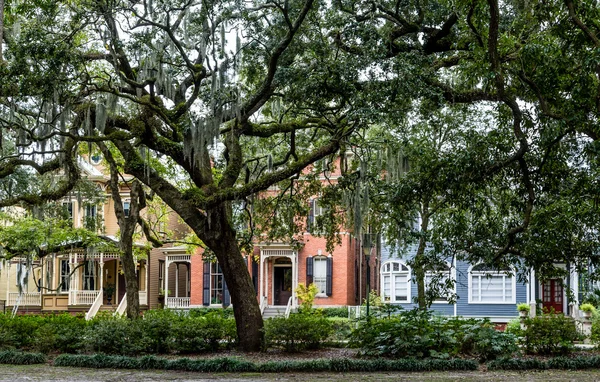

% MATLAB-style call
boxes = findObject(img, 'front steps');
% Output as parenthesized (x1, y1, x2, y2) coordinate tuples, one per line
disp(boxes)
(262, 306, 287, 319)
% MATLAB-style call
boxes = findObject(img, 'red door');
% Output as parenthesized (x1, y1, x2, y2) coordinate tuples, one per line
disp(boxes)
(542, 279, 563, 313)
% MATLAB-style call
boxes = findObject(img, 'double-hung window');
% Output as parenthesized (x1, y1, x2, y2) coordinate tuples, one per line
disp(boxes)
(381, 261, 410, 303)
(313, 257, 328, 295)
(425, 263, 454, 303)
(469, 264, 515, 303)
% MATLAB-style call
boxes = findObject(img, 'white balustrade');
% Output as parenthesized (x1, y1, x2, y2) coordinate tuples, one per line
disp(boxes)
(166, 254, 191, 263)
(7, 292, 41, 306)
(139, 291, 148, 305)
(70, 290, 101, 305)
(165, 297, 190, 309)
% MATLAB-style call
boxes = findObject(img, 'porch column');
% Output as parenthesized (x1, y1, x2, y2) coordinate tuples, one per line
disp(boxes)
(5, 263, 9, 302)
(292, 253, 298, 308)
(571, 267, 579, 318)
(165, 259, 170, 298)
(99, 262, 105, 291)
(259, 251, 265, 301)
(529, 268, 536, 317)
(175, 263, 179, 298)
(68, 254, 74, 305)
(145, 261, 149, 293)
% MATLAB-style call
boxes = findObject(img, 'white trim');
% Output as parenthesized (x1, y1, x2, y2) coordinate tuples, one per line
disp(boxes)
(425, 261, 456, 304)
(380, 260, 411, 303)
(467, 264, 516, 304)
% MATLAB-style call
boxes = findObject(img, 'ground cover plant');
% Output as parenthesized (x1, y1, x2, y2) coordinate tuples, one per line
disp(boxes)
(349, 309, 518, 361)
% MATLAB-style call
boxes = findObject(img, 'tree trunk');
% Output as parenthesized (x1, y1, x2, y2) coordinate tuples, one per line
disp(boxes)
(415, 199, 430, 310)
(120, 235, 140, 319)
(203, 206, 264, 351)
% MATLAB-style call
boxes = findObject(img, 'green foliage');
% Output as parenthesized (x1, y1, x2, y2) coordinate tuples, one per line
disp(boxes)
(318, 307, 349, 318)
(516, 303, 530, 312)
(488, 356, 600, 371)
(264, 312, 334, 352)
(522, 314, 580, 355)
(349, 310, 517, 361)
(53, 354, 478, 372)
(580, 303, 596, 313)
(0, 350, 47, 365)
(189, 307, 235, 319)
(505, 319, 524, 337)
(33, 314, 87, 354)
(171, 311, 237, 353)
(295, 283, 318, 311)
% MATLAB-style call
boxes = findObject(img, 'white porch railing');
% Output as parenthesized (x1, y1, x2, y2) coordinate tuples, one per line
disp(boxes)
(7, 292, 41, 306)
(285, 296, 293, 318)
(69, 290, 101, 305)
(260, 295, 268, 314)
(85, 291, 103, 321)
(115, 293, 127, 316)
(139, 290, 148, 305)
(166, 297, 190, 309)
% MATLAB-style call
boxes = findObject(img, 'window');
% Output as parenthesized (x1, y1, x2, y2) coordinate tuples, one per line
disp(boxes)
(83, 261, 96, 290)
(90, 154, 102, 165)
(123, 201, 131, 218)
(158, 260, 165, 293)
(84, 204, 98, 230)
(62, 202, 73, 219)
(469, 264, 515, 304)
(425, 263, 454, 303)
(381, 261, 410, 302)
(210, 263, 224, 305)
(60, 260, 70, 292)
(313, 257, 328, 295)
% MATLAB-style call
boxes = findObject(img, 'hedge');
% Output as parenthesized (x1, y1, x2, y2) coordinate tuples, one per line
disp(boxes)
(488, 356, 600, 370)
(0, 350, 47, 365)
(54, 354, 478, 372)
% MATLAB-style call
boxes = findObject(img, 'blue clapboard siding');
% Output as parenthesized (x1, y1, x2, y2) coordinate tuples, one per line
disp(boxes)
(380, 243, 526, 321)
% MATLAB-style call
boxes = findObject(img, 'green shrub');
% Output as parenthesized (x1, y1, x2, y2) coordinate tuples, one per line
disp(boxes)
(522, 313, 579, 355)
(171, 311, 237, 353)
(265, 312, 334, 352)
(85, 316, 151, 356)
(318, 307, 349, 318)
(488, 356, 600, 370)
(54, 354, 478, 372)
(0, 350, 46, 365)
(34, 314, 87, 354)
(188, 308, 234, 319)
(505, 319, 523, 337)
(138, 309, 180, 353)
(327, 317, 353, 342)
(0, 313, 45, 350)
(350, 311, 517, 360)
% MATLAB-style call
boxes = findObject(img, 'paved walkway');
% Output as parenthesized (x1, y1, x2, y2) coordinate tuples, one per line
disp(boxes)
(2, 365, 600, 381)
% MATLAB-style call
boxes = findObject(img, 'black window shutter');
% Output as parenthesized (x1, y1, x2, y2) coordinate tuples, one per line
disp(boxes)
(203, 261, 210, 306)
(307, 199, 314, 232)
(252, 257, 259, 295)
(326, 257, 333, 296)
(223, 280, 231, 307)
(306, 257, 314, 285)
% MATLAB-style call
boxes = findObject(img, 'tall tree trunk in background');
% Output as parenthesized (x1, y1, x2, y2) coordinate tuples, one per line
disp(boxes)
(99, 143, 141, 318)
(415, 199, 430, 310)
(0, 0, 4, 61)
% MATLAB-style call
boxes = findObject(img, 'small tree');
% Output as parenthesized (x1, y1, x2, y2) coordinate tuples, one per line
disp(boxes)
(295, 283, 318, 312)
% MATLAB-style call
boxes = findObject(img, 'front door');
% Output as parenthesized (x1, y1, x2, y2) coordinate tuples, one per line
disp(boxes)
(274, 267, 292, 305)
(542, 279, 563, 313)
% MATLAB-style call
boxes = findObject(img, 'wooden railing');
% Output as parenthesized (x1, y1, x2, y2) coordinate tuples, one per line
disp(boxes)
(85, 291, 103, 320)
(260, 295, 268, 314)
(165, 297, 190, 309)
(7, 292, 41, 306)
(115, 293, 127, 316)
(69, 290, 100, 305)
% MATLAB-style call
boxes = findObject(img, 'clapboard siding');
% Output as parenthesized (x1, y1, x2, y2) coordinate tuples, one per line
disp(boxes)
(380, 243, 526, 320)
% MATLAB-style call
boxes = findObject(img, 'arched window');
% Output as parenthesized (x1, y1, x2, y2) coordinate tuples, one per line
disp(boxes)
(425, 262, 455, 303)
(469, 264, 515, 304)
(380, 261, 410, 302)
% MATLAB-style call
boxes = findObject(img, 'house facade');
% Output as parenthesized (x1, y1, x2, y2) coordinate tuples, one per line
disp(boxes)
(0, 157, 183, 317)
(380, 243, 583, 321)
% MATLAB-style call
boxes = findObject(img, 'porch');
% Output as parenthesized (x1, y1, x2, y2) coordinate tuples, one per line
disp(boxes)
(164, 253, 191, 309)
(259, 245, 299, 317)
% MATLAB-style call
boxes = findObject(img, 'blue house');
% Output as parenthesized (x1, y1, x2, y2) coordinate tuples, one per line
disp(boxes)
(379, 243, 582, 322)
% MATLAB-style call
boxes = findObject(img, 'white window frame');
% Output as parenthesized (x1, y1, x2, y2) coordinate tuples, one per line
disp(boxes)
(468, 264, 516, 304)
(123, 201, 131, 218)
(425, 263, 456, 304)
(380, 260, 411, 303)
(313, 256, 328, 296)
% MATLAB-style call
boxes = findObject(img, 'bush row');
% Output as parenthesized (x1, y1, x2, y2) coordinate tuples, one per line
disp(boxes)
(488, 356, 600, 370)
(0, 310, 236, 355)
(54, 354, 478, 372)
(0, 350, 46, 365)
